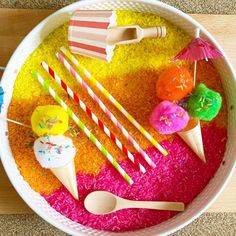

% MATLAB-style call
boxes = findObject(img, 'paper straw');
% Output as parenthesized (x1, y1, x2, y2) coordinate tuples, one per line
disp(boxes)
(31, 70, 133, 185)
(41, 61, 146, 173)
(56, 52, 156, 168)
(0, 116, 31, 128)
(60, 47, 168, 157)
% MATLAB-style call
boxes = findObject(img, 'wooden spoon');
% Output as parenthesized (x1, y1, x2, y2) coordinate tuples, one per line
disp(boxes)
(84, 191, 185, 215)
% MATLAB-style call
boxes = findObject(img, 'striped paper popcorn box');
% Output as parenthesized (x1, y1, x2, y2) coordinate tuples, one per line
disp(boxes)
(68, 10, 117, 62)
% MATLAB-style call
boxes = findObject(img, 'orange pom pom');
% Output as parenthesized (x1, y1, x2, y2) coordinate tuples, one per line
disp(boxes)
(156, 65, 194, 101)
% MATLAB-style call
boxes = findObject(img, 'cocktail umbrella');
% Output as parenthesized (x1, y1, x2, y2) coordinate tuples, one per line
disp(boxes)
(173, 28, 223, 86)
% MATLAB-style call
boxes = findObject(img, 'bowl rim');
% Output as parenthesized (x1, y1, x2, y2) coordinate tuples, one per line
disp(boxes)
(1, 0, 236, 235)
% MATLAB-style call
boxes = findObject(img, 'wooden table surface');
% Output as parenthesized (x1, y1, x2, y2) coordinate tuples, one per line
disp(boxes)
(0, 9, 236, 214)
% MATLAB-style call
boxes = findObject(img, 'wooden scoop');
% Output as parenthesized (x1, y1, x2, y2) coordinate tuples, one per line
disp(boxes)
(106, 25, 166, 45)
(84, 191, 185, 215)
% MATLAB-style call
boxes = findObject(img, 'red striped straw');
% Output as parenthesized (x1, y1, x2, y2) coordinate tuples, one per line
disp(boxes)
(56, 52, 156, 168)
(41, 61, 146, 173)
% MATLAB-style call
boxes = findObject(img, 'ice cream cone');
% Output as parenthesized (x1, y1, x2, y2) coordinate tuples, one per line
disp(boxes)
(34, 135, 79, 199)
(51, 160, 78, 199)
(177, 118, 206, 162)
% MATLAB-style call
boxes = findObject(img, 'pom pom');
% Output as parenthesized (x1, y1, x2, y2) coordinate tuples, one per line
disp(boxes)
(31, 105, 69, 136)
(156, 65, 194, 101)
(187, 83, 222, 121)
(150, 101, 190, 134)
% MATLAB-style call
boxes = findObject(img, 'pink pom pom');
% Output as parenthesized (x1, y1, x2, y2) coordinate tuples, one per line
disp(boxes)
(150, 101, 190, 134)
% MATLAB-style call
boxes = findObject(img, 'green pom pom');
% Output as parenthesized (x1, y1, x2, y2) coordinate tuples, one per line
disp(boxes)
(187, 83, 222, 121)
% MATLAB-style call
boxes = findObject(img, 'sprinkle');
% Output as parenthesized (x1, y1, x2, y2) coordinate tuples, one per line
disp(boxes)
(221, 137, 227, 142)
(160, 116, 172, 126)
(55, 146, 62, 154)
(39, 150, 46, 154)
(39, 123, 45, 128)
(47, 118, 58, 124)
(45, 142, 56, 146)
(175, 85, 184, 90)
(27, 142, 34, 148)
(68, 124, 80, 138)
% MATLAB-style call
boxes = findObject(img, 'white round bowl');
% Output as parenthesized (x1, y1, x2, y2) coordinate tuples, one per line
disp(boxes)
(0, 0, 236, 235)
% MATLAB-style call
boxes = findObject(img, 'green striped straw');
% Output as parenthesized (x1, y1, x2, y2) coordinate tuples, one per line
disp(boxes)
(32, 70, 133, 185)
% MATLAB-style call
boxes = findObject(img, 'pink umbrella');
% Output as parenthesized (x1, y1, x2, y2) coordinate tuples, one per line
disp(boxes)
(173, 28, 223, 86)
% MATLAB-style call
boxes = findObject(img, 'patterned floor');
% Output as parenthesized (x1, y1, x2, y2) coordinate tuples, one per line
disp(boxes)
(0, 213, 235, 236)
(0, 0, 235, 14)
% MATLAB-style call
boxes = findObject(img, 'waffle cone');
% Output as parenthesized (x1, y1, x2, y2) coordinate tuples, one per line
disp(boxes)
(50, 160, 78, 199)
(178, 118, 206, 162)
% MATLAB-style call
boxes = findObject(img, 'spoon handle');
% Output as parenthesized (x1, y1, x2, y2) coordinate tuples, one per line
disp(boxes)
(122, 200, 185, 212)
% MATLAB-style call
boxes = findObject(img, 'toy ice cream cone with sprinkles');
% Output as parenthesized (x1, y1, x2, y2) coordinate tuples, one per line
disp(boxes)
(34, 135, 78, 199)
(181, 83, 222, 162)
(31, 105, 79, 199)
(178, 82, 222, 162)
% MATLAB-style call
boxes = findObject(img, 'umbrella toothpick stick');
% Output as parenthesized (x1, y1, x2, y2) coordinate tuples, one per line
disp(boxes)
(174, 27, 223, 87)
(193, 60, 197, 87)
(193, 28, 200, 87)
(0, 116, 31, 128)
